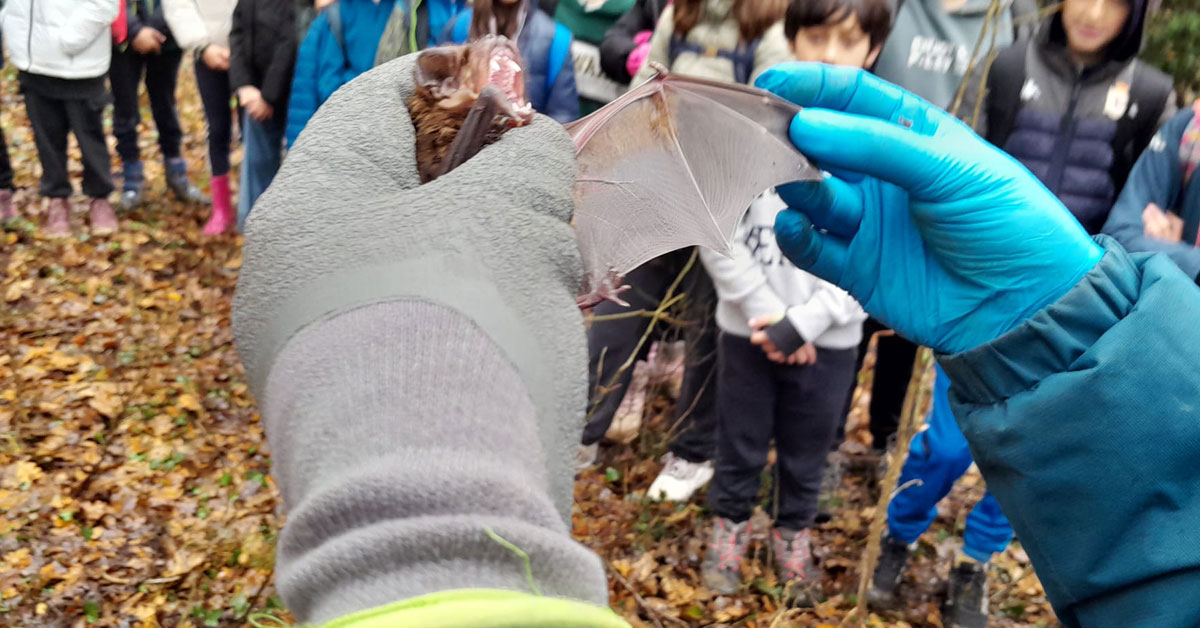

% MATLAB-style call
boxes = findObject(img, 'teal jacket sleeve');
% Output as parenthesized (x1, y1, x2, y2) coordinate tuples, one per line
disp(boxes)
(939, 237, 1200, 627)
(286, 13, 331, 148)
(1102, 110, 1200, 279)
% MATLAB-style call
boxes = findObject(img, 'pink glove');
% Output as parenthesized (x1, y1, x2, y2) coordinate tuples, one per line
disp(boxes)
(626, 31, 653, 79)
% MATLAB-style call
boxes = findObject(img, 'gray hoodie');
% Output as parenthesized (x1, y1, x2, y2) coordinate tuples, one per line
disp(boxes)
(872, 0, 1037, 110)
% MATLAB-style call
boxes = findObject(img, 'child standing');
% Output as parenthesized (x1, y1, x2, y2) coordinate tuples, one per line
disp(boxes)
(112, 0, 210, 210)
(700, 0, 886, 598)
(163, 0, 240, 234)
(0, 0, 120, 236)
(229, 0, 298, 228)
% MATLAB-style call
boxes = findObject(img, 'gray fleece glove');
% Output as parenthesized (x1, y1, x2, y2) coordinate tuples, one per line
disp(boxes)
(232, 53, 606, 622)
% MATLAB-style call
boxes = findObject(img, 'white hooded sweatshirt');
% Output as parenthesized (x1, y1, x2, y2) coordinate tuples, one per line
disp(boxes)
(700, 190, 866, 349)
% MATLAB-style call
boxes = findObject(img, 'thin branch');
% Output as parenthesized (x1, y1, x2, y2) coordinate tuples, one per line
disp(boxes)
(602, 558, 688, 628)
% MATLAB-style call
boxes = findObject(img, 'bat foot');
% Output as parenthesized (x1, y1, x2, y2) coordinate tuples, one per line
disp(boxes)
(576, 275, 630, 310)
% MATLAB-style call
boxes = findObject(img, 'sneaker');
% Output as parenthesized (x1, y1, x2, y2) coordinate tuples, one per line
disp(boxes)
(646, 452, 713, 502)
(165, 158, 210, 205)
(944, 558, 988, 628)
(88, 198, 118, 235)
(702, 517, 750, 594)
(119, 161, 144, 210)
(43, 198, 71, 237)
(0, 189, 14, 221)
(867, 532, 910, 608)
(575, 442, 599, 471)
(816, 450, 846, 522)
(771, 527, 821, 604)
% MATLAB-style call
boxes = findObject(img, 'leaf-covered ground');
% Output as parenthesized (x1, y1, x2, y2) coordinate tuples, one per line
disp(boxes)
(1, 63, 1056, 627)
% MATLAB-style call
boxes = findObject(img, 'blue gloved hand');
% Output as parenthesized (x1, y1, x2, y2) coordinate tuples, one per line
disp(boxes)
(754, 63, 1104, 355)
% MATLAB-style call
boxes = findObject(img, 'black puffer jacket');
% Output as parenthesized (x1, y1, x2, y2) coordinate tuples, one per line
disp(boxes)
(229, 0, 298, 111)
(599, 0, 667, 84)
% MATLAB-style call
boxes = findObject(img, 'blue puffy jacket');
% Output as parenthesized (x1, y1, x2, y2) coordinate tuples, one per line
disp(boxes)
(1102, 107, 1200, 280)
(942, 236, 1200, 626)
(439, 4, 580, 123)
(286, 0, 466, 147)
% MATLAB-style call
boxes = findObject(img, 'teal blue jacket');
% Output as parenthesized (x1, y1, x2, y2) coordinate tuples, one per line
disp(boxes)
(942, 237, 1200, 626)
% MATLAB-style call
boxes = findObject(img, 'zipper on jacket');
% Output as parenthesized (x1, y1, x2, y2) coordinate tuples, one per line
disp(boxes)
(25, 0, 33, 65)
(1044, 74, 1084, 196)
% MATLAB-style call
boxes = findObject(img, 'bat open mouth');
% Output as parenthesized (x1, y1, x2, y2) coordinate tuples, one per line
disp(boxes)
(483, 42, 534, 121)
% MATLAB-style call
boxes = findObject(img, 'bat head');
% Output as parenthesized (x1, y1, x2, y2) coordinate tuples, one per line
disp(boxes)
(413, 36, 534, 122)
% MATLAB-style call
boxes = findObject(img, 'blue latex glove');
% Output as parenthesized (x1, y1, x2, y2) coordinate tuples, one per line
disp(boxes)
(754, 63, 1104, 354)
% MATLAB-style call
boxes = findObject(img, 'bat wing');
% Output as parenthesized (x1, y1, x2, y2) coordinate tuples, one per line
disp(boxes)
(566, 71, 821, 302)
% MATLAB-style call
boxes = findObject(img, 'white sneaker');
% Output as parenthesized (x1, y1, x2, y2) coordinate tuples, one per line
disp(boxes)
(646, 453, 714, 501)
(576, 442, 599, 471)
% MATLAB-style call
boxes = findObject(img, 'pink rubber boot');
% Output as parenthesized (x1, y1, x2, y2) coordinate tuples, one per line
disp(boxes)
(202, 174, 234, 235)
(89, 197, 118, 235)
(0, 189, 14, 221)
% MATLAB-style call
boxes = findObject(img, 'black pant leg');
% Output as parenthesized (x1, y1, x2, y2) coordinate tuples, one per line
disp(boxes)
(581, 258, 677, 444)
(193, 62, 233, 176)
(869, 326, 917, 449)
(64, 96, 116, 199)
(23, 90, 72, 198)
(144, 50, 185, 160)
(708, 332, 776, 524)
(0, 125, 13, 190)
(830, 319, 874, 450)
(668, 265, 719, 462)
(108, 49, 146, 165)
(772, 346, 859, 529)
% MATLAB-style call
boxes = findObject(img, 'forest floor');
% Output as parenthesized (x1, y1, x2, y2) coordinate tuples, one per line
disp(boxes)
(0, 63, 1056, 627)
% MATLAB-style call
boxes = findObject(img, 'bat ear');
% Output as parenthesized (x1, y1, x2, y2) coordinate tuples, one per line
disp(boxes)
(414, 48, 464, 97)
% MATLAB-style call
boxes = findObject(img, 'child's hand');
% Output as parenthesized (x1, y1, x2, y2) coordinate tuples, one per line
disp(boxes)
(788, 342, 818, 365)
(748, 313, 788, 363)
(202, 45, 231, 71)
(132, 27, 166, 55)
(239, 86, 274, 121)
(1142, 203, 1184, 243)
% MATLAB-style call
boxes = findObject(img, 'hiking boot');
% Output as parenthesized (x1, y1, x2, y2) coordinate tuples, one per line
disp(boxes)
(944, 558, 989, 628)
(646, 452, 714, 502)
(44, 198, 71, 237)
(702, 517, 750, 594)
(0, 189, 14, 221)
(165, 157, 209, 205)
(575, 442, 599, 471)
(816, 450, 846, 522)
(771, 527, 821, 605)
(119, 161, 144, 210)
(88, 198, 118, 235)
(867, 532, 910, 608)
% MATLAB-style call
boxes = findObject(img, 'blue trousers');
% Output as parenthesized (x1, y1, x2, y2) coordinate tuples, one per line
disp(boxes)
(238, 111, 286, 231)
(887, 365, 1013, 562)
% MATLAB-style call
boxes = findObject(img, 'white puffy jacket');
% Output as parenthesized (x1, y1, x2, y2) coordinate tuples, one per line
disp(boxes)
(163, 0, 236, 50)
(0, 0, 118, 80)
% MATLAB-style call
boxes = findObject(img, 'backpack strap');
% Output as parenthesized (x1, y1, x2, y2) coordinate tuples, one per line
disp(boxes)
(545, 23, 572, 94)
(1111, 62, 1175, 193)
(451, 9, 472, 44)
(667, 33, 760, 84)
(326, 1, 350, 70)
(983, 43, 1027, 149)
(1180, 101, 1200, 189)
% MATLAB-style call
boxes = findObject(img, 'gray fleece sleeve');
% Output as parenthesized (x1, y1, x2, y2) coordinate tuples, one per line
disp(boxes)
(232, 54, 608, 623)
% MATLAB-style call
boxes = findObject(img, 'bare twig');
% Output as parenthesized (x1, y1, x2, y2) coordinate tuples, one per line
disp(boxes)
(841, 347, 934, 628)
(99, 572, 183, 586)
(602, 558, 688, 628)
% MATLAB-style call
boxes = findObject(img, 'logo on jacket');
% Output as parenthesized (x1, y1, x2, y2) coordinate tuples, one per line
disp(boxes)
(1020, 78, 1040, 102)
(907, 36, 969, 75)
(1104, 82, 1131, 120)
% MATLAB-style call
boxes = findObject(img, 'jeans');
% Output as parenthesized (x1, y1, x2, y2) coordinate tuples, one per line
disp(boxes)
(238, 110, 286, 231)
(708, 333, 858, 530)
(887, 365, 1014, 561)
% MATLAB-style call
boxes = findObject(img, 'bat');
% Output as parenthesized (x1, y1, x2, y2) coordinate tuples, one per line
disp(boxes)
(566, 65, 821, 308)
(408, 37, 534, 183)
(408, 45, 820, 307)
